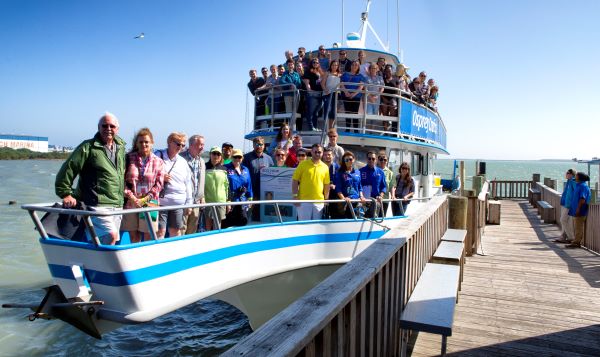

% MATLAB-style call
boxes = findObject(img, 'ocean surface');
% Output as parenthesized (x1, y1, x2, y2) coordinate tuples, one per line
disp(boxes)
(0, 159, 597, 356)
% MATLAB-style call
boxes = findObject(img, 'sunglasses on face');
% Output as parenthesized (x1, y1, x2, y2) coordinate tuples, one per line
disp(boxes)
(276, 154, 285, 157)
(378, 158, 387, 162)
(233, 156, 243, 159)
(401, 167, 409, 170)
(344, 158, 354, 162)
(254, 143, 264, 147)
(367, 157, 376, 161)
(298, 154, 307, 157)
(211, 152, 221, 155)
(102, 124, 117, 129)
(172, 142, 185, 148)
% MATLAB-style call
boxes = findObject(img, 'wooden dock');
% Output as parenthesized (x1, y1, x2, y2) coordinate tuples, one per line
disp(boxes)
(411, 200, 600, 356)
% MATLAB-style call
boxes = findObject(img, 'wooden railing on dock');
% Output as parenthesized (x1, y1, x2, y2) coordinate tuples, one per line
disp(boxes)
(224, 194, 449, 356)
(490, 180, 531, 199)
(536, 182, 600, 255)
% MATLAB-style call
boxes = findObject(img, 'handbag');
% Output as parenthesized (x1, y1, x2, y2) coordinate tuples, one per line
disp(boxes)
(139, 199, 159, 221)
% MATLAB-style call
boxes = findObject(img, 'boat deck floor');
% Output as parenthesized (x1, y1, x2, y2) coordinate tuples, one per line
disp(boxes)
(411, 200, 600, 356)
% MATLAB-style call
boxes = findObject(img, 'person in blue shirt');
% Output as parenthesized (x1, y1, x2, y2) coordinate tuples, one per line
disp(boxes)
(340, 61, 364, 132)
(555, 168, 576, 243)
(334, 151, 365, 218)
(359, 151, 387, 218)
(223, 149, 253, 228)
(279, 60, 302, 117)
(565, 172, 591, 248)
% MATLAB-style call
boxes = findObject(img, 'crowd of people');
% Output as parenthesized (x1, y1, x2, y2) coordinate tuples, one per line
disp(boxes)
(55, 113, 416, 245)
(554, 169, 592, 249)
(247, 46, 440, 132)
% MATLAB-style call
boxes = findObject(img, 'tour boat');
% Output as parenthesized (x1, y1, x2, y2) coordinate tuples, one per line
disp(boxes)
(3, 0, 448, 339)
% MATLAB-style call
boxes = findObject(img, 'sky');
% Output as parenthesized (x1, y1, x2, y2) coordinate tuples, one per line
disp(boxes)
(1, 0, 599, 160)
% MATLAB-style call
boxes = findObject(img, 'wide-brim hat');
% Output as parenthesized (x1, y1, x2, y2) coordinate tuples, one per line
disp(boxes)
(232, 148, 243, 157)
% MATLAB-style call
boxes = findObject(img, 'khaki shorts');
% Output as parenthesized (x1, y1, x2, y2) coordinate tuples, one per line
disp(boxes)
(203, 205, 227, 223)
(121, 212, 159, 233)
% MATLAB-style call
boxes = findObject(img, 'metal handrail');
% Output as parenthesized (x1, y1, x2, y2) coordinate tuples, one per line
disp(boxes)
(22, 196, 436, 245)
(251, 82, 445, 149)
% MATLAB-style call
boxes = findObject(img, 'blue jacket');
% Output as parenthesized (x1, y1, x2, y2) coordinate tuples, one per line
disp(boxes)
(334, 169, 362, 199)
(279, 71, 302, 96)
(560, 178, 576, 208)
(224, 163, 253, 202)
(359, 166, 387, 198)
(568, 181, 591, 217)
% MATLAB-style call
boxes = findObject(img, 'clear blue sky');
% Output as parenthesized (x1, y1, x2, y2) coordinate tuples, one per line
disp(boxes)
(1, 0, 598, 160)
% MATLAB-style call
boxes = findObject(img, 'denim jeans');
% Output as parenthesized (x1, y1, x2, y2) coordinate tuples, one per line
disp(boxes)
(305, 91, 323, 130)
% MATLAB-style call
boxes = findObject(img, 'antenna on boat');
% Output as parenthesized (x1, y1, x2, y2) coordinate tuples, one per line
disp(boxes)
(345, 0, 389, 52)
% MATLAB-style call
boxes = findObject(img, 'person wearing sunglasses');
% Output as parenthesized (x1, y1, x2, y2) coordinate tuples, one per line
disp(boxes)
(292, 144, 330, 221)
(359, 151, 387, 218)
(203, 146, 230, 231)
(55, 112, 127, 245)
(271, 149, 288, 167)
(243, 137, 273, 221)
(334, 151, 366, 218)
(155, 132, 193, 239)
(223, 149, 253, 228)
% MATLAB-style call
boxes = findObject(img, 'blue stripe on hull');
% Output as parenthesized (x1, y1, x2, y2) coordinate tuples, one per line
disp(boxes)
(48, 230, 385, 287)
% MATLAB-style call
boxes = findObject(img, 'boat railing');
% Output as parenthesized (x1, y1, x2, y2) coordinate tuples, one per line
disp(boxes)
(22, 196, 436, 246)
(251, 82, 446, 150)
(254, 84, 300, 131)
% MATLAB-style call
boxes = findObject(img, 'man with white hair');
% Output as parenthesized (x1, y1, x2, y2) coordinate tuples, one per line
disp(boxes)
(55, 112, 126, 245)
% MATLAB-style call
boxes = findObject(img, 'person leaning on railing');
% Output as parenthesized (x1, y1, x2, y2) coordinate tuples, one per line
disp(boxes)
(55, 112, 126, 245)
(279, 60, 302, 115)
(122, 127, 164, 243)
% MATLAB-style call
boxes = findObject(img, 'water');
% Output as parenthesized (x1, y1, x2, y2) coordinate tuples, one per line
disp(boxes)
(0, 161, 251, 357)
(433, 159, 599, 191)
(1, 159, 598, 356)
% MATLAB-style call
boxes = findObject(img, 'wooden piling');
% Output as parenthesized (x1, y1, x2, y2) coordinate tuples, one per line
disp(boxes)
(448, 195, 467, 230)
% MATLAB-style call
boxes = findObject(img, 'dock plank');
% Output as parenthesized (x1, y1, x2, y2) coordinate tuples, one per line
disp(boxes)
(411, 200, 600, 356)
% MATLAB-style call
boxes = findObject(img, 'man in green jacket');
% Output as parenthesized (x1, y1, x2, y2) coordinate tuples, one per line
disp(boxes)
(55, 112, 126, 245)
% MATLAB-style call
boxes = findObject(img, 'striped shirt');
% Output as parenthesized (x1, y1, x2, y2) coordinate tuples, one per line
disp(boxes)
(124, 151, 165, 202)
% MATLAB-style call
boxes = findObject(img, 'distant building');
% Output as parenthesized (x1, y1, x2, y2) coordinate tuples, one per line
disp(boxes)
(0, 134, 49, 153)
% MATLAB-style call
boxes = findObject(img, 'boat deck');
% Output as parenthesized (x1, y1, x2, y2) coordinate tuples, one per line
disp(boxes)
(412, 200, 600, 356)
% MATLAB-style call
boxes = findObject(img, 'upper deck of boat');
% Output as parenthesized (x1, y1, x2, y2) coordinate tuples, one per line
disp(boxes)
(412, 200, 600, 356)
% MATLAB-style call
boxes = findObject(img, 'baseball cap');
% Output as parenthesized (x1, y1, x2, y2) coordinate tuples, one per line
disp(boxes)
(222, 142, 233, 148)
(210, 146, 222, 154)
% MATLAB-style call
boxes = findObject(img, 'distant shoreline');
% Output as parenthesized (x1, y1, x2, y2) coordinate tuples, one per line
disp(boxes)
(0, 148, 69, 160)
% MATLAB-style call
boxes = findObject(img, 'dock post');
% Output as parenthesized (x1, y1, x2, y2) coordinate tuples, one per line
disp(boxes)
(532, 173, 540, 185)
(459, 161, 465, 196)
(472, 175, 484, 196)
(448, 196, 467, 230)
